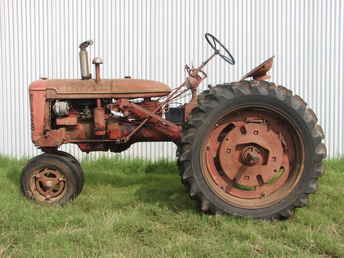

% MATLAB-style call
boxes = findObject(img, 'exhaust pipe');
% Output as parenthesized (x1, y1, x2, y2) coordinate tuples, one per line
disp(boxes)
(79, 40, 93, 80)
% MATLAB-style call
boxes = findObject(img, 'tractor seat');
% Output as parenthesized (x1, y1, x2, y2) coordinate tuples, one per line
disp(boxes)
(240, 56, 274, 81)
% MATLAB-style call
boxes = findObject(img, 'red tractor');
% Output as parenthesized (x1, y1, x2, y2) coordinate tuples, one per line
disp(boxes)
(22, 33, 326, 219)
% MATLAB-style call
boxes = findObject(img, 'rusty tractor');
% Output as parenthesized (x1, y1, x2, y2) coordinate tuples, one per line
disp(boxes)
(22, 33, 327, 219)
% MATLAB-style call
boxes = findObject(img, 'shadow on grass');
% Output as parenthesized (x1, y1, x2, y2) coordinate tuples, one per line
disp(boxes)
(143, 161, 178, 174)
(6, 167, 21, 184)
(5, 159, 26, 186)
(81, 158, 195, 213)
(85, 165, 195, 213)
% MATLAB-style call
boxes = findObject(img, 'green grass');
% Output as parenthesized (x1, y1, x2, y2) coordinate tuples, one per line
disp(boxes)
(0, 156, 343, 258)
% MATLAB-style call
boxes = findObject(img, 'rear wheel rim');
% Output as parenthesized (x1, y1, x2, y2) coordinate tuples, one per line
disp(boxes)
(201, 105, 304, 209)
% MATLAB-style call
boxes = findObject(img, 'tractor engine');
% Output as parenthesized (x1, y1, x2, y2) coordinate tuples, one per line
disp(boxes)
(29, 80, 181, 153)
(50, 97, 168, 152)
(29, 42, 181, 153)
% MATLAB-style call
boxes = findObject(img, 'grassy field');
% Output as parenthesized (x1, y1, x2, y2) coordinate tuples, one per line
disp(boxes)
(0, 156, 343, 258)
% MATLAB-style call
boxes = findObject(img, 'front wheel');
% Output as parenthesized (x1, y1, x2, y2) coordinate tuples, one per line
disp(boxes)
(179, 80, 326, 219)
(28, 151, 84, 195)
(21, 154, 80, 205)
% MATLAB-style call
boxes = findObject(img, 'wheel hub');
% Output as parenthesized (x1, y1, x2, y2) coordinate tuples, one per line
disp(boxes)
(218, 121, 285, 188)
(240, 146, 262, 166)
(33, 169, 65, 199)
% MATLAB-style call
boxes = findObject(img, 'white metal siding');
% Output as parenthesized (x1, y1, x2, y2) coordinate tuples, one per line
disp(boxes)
(0, 0, 343, 160)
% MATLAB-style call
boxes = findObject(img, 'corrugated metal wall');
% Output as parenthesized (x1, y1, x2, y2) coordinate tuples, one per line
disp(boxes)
(0, 0, 343, 160)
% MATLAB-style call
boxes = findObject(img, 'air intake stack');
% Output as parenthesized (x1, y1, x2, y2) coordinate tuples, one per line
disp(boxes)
(79, 40, 93, 80)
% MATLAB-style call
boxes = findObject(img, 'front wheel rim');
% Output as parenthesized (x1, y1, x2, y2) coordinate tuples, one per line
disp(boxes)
(29, 167, 67, 203)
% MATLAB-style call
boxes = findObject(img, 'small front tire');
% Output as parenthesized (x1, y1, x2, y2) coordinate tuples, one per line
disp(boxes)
(30, 151, 84, 195)
(21, 154, 80, 205)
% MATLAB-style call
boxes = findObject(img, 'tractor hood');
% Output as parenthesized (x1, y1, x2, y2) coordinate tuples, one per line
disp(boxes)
(29, 79, 171, 99)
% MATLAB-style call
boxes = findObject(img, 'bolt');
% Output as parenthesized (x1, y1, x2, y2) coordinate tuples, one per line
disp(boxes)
(226, 148, 231, 153)
(272, 156, 277, 162)
(253, 130, 259, 135)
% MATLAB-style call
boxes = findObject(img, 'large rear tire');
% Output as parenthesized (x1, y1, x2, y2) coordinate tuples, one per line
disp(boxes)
(179, 80, 326, 219)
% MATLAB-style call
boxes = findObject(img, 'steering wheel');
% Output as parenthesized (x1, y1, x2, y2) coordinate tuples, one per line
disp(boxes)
(205, 33, 235, 65)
